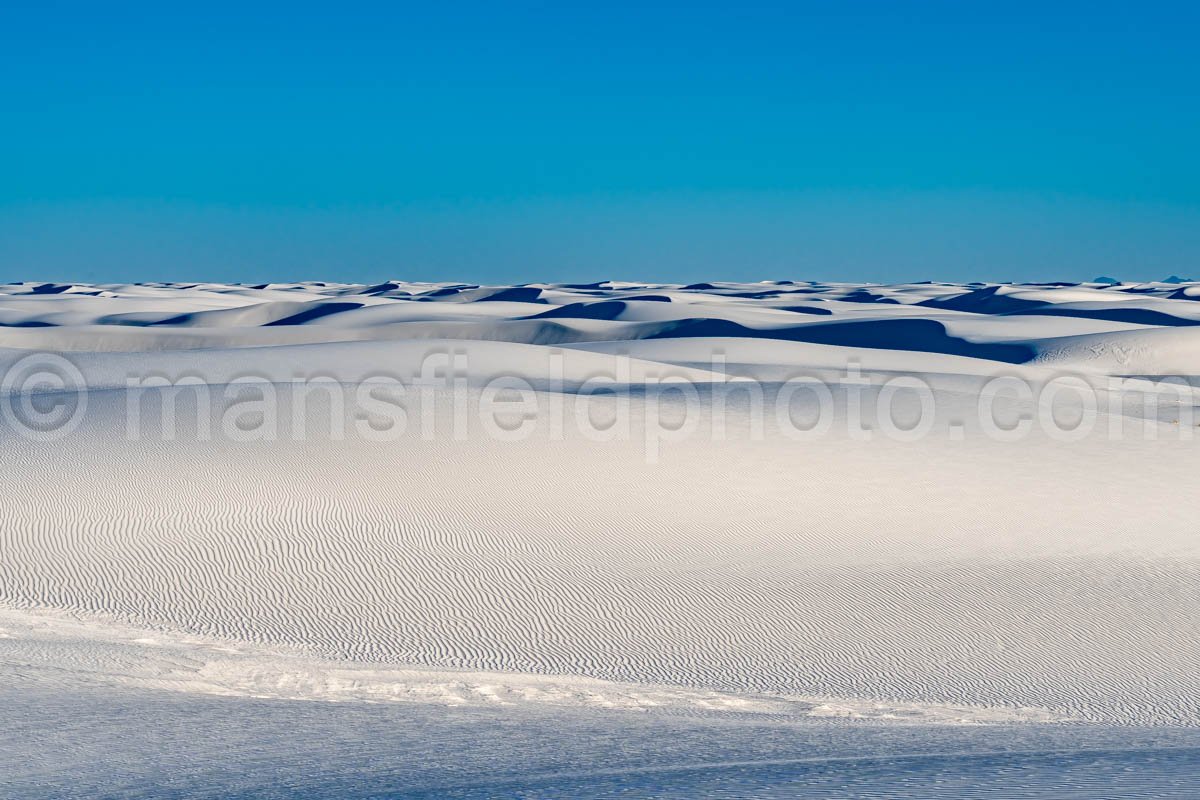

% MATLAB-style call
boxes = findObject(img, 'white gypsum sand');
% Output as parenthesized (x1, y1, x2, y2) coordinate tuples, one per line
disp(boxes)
(2, 279, 1199, 796)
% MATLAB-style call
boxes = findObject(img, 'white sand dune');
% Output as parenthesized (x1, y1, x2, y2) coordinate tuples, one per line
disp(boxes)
(2, 279, 1200, 795)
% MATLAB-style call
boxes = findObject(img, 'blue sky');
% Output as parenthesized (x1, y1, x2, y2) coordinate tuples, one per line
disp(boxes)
(1, 1, 1197, 284)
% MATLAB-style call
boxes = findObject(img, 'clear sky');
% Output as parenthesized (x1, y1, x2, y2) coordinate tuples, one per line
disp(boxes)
(2, 1, 1197, 284)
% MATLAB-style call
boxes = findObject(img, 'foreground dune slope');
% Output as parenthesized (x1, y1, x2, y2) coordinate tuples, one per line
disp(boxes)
(2, 279, 1199, 731)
